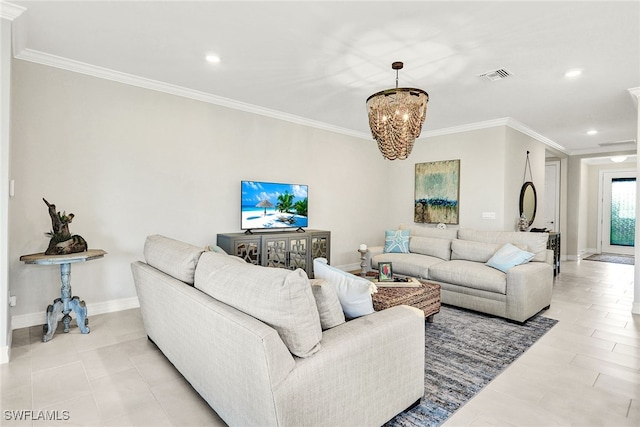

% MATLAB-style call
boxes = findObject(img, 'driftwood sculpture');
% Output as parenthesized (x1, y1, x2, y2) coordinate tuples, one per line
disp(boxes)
(43, 198, 88, 255)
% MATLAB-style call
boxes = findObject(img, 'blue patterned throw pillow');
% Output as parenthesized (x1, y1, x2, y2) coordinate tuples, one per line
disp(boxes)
(384, 229, 410, 253)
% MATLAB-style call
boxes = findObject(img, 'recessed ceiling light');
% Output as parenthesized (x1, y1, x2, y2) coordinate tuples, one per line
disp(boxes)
(587, 129, 598, 135)
(565, 69, 582, 78)
(205, 54, 221, 63)
(611, 156, 628, 163)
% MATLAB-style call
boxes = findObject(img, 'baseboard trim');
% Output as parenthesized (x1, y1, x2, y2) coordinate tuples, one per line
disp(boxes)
(0, 345, 9, 364)
(11, 296, 140, 330)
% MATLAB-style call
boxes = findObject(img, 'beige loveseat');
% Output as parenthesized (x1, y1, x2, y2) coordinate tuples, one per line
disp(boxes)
(131, 235, 425, 427)
(365, 226, 554, 323)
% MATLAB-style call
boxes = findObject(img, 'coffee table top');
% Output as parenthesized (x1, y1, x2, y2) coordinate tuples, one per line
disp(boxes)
(366, 276, 423, 288)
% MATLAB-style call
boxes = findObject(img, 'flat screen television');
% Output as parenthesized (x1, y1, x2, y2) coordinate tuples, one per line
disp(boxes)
(241, 180, 309, 231)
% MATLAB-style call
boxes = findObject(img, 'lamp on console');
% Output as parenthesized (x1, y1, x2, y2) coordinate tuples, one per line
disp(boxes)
(366, 62, 429, 160)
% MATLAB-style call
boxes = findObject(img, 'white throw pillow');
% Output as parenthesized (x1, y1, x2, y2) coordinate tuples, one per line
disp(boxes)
(486, 243, 535, 273)
(205, 244, 228, 255)
(313, 258, 376, 319)
(309, 279, 346, 330)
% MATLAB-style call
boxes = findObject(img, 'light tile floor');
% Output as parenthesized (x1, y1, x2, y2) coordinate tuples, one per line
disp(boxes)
(445, 259, 639, 427)
(1, 259, 638, 426)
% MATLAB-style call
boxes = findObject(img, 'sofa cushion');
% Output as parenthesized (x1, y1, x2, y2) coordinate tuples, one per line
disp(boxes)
(143, 235, 205, 285)
(400, 224, 458, 240)
(429, 260, 507, 294)
(451, 239, 501, 263)
(194, 252, 322, 358)
(384, 229, 410, 253)
(309, 279, 346, 330)
(372, 252, 443, 279)
(410, 236, 452, 260)
(457, 229, 548, 262)
(313, 258, 376, 319)
(486, 243, 535, 272)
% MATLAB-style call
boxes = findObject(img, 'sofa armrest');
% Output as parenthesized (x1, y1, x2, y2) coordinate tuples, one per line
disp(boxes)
(505, 262, 553, 322)
(364, 245, 385, 271)
(132, 261, 296, 426)
(545, 248, 554, 266)
(273, 305, 425, 426)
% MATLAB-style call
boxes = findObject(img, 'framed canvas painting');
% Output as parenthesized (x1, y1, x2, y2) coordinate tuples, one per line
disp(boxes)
(415, 159, 460, 224)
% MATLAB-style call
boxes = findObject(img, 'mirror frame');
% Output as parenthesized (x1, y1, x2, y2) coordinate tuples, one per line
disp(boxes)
(519, 181, 537, 226)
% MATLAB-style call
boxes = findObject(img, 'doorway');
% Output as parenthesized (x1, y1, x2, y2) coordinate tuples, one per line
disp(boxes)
(600, 170, 636, 255)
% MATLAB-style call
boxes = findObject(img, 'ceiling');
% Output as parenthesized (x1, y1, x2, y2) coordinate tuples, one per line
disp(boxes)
(4, 1, 640, 156)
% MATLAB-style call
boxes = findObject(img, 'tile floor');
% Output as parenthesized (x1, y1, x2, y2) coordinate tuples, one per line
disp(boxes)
(1, 259, 638, 426)
(445, 259, 639, 427)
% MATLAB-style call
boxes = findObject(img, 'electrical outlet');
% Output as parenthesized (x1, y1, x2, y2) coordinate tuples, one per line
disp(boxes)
(9, 295, 16, 307)
(481, 212, 496, 220)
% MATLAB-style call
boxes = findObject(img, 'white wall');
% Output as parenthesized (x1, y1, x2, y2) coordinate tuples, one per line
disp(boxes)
(383, 126, 548, 234)
(8, 59, 389, 321)
(1, 18, 12, 363)
(504, 127, 547, 231)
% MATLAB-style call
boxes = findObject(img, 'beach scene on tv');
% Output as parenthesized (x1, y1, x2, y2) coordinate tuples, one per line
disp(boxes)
(241, 181, 309, 230)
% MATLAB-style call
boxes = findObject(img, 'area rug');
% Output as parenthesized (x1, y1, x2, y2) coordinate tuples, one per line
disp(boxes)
(583, 253, 634, 265)
(386, 305, 558, 427)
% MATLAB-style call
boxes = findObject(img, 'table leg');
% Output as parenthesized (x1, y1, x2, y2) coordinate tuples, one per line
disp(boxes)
(42, 262, 91, 342)
(69, 296, 90, 334)
(43, 298, 63, 343)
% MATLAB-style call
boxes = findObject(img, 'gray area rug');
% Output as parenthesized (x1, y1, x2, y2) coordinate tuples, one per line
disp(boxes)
(583, 253, 634, 265)
(386, 305, 558, 427)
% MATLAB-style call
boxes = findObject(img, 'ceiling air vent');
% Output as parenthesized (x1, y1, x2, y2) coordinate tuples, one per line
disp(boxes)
(598, 139, 637, 147)
(477, 68, 513, 82)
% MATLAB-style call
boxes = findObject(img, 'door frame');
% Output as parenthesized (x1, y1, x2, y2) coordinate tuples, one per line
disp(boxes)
(598, 169, 636, 254)
(545, 160, 561, 232)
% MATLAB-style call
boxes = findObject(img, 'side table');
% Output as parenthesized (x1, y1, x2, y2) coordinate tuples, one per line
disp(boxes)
(20, 249, 107, 342)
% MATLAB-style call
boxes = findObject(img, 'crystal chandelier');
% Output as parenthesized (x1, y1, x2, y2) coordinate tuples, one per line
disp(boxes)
(366, 62, 429, 160)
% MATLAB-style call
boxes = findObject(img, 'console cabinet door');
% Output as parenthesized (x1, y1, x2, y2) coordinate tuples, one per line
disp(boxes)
(263, 237, 289, 269)
(263, 236, 308, 272)
(309, 231, 330, 277)
(216, 235, 261, 265)
(287, 237, 308, 271)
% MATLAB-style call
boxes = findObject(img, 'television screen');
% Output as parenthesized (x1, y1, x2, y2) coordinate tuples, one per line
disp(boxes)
(241, 181, 309, 230)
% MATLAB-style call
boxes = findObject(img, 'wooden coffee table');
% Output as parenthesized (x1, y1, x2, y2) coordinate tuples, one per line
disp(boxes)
(371, 279, 441, 322)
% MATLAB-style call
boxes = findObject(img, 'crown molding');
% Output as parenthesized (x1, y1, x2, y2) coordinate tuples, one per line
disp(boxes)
(419, 117, 510, 138)
(504, 117, 568, 154)
(14, 48, 572, 154)
(15, 48, 370, 140)
(0, 1, 25, 21)
(419, 117, 569, 155)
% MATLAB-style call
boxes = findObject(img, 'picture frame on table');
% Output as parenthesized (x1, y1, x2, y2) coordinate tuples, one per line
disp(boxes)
(378, 262, 393, 282)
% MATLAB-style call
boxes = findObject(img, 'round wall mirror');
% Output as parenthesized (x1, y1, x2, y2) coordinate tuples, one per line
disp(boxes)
(519, 181, 537, 226)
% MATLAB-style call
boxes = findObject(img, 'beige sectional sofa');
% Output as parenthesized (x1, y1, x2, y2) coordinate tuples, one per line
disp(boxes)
(365, 226, 554, 323)
(131, 235, 425, 427)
